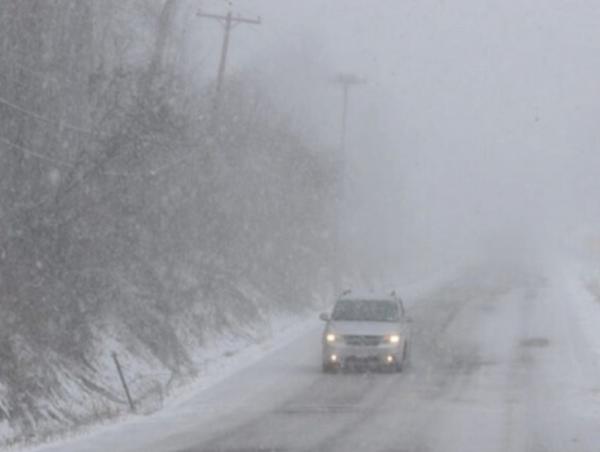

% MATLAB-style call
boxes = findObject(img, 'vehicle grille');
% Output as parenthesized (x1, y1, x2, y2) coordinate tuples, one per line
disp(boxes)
(343, 335, 383, 346)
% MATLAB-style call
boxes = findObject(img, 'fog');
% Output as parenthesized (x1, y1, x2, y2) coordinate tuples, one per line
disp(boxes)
(4, 1, 600, 448)
(195, 0, 600, 279)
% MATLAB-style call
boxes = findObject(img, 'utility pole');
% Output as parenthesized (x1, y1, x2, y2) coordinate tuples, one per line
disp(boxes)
(334, 73, 366, 153)
(332, 73, 365, 294)
(197, 9, 261, 97)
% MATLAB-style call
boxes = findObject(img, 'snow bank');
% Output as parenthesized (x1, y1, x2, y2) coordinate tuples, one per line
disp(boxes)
(12, 311, 317, 452)
(563, 262, 600, 362)
(0, 425, 12, 448)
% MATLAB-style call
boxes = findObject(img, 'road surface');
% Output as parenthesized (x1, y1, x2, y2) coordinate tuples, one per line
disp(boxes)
(35, 274, 600, 452)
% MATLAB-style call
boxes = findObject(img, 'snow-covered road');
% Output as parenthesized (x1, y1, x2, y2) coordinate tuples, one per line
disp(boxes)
(30, 272, 600, 452)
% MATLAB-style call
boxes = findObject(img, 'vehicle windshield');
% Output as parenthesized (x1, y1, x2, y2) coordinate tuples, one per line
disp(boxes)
(331, 300, 399, 322)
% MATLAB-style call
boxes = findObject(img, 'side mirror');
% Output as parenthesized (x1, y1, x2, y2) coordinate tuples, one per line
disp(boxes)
(404, 316, 414, 324)
(319, 312, 330, 321)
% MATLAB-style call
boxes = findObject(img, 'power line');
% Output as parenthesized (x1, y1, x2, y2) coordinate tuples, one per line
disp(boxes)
(0, 53, 79, 87)
(0, 86, 203, 175)
(0, 135, 74, 167)
(0, 93, 96, 136)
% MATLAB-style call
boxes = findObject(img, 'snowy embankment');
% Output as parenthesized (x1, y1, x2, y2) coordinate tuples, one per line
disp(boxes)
(0, 285, 321, 450)
(25, 311, 318, 452)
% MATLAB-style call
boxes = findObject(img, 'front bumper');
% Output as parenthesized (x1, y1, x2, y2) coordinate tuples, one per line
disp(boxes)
(323, 341, 404, 367)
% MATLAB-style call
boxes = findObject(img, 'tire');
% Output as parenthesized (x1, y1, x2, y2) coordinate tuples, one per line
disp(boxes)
(394, 342, 408, 373)
(322, 362, 335, 373)
(397, 342, 409, 372)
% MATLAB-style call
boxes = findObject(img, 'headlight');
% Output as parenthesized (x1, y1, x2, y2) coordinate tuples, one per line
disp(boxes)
(326, 333, 336, 343)
(388, 334, 401, 344)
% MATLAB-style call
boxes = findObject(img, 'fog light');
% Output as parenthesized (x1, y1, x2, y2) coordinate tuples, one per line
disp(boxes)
(331, 354, 338, 362)
(386, 355, 394, 363)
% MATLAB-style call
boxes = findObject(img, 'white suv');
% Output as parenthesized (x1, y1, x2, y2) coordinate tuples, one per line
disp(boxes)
(319, 293, 410, 372)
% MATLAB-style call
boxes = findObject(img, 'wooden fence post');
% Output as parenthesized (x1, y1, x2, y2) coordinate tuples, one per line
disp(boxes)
(112, 352, 135, 413)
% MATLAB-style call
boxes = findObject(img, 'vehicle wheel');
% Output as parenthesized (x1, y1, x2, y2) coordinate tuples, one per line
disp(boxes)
(397, 342, 409, 372)
(322, 362, 336, 373)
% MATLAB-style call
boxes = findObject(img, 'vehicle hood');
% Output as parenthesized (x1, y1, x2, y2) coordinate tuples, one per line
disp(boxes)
(327, 321, 400, 336)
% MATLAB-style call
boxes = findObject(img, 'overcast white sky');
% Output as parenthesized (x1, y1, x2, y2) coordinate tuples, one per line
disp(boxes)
(185, 0, 600, 278)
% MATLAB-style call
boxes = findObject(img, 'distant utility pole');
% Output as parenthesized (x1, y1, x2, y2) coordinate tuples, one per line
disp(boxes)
(333, 73, 366, 153)
(197, 9, 262, 96)
(332, 73, 365, 294)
